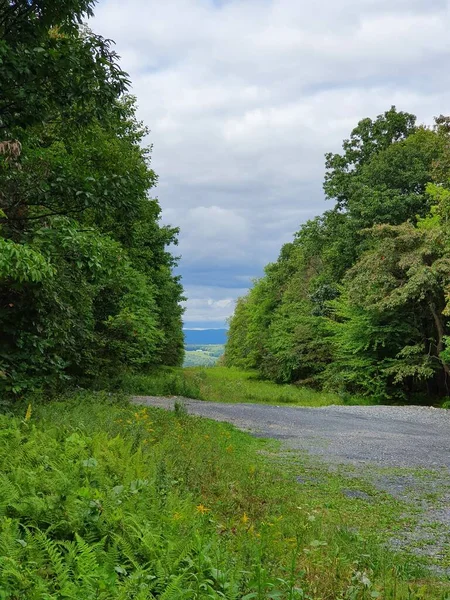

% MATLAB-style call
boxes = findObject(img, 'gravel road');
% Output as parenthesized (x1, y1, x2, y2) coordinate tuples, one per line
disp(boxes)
(133, 396, 450, 563)
(133, 397, 450, 470)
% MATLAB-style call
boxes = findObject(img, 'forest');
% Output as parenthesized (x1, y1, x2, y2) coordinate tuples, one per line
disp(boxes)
(225, 108, 450, 403)
(0, 0, 184, 398)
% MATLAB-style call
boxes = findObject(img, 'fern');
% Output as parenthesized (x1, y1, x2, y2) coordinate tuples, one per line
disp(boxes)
(74, 533, 101, 587)
(0, 473, 19, 517)
(159, 573, 191, 600)
(34, 529, 71, 593)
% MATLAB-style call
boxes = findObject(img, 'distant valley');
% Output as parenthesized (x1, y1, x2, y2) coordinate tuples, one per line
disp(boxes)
(183, 329, 227, 366)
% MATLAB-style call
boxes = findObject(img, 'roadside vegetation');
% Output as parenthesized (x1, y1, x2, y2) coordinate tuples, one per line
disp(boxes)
(2, 1, 450, 598)
(101, 367, 370, 407)
(1, 393, 449, 599)
(183, 367, 371, 406)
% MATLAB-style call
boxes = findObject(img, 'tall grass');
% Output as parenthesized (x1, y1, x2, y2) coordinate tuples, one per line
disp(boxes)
(185, 366, 352, 406)
(0, 393, 448, 598)
(93, 368, 202, 398)
(107, 366, 372, 407)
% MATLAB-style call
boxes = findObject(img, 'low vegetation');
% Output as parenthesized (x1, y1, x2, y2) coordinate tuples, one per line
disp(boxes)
(101, 367, 370, 407)
(183, 367, 370, 406)
(1, 393, 449, 599)
(2, 2, 450, 598)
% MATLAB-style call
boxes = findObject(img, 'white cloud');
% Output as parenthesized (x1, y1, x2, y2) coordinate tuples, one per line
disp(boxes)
(182, 284, 247, 324)
(92, 0, 450, 325)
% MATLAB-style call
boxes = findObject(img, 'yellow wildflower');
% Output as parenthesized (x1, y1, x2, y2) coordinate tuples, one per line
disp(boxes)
(25, 403, 32, 422)
(196, 504, 209, 515)
(241, 512, 249, 525)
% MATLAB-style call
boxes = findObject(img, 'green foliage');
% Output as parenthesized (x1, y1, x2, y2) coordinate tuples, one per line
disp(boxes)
(226, 108, 450, 402)
(96, 368, 202, 399)
(0, 2, 184, 396)
(181, 366, 371, 406)
(0, 393, 447, 598)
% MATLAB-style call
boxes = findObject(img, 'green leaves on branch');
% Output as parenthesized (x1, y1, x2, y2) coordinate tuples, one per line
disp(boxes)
(0, 238, 54, 283)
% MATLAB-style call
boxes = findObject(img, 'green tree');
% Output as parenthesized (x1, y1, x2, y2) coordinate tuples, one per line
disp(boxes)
(226, 109, 450, 401)
(0, 1, 184, 395)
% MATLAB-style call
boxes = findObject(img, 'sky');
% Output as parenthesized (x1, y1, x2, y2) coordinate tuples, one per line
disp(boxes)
(92, 0, 450, 329)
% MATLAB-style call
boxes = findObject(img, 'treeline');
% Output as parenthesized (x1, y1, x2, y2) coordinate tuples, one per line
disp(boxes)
(0, 1, 184, 396)
(225, 108, 450, 402)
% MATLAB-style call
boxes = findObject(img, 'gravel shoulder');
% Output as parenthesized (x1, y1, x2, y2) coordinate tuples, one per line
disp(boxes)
(133, 396, 450, 567)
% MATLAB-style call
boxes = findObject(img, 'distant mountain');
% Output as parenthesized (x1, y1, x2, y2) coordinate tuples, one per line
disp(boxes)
(183, 329, 228, 345)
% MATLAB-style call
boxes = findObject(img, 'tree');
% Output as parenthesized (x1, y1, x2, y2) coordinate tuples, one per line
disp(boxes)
(225, 109, 450, 402)
(0, 2, 184, 395)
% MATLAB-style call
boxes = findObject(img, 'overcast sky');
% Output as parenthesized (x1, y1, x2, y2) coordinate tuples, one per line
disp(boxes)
(93, 0, 450, 328)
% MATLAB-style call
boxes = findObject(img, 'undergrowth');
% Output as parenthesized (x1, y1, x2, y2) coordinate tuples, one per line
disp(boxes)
(108, 366, 371, 407)
(0, 392, 448, 598)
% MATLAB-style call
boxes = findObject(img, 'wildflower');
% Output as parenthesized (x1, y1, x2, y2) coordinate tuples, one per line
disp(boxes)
(196, 504, 209, 515)
(173, 512, 182, 521)
(226, 445, 233, 453)
(25, 404, 32, 422)
(241, 512, 249, 525)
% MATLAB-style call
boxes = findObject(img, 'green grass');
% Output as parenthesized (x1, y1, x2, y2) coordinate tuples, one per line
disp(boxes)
(93, 367, 202, 398)
(184, 366, 359, 406)
(105, 366, 373, 407)
(1, 393, 449, 598)
(184, 367, 372, 407)
(183, 345, 225, 368)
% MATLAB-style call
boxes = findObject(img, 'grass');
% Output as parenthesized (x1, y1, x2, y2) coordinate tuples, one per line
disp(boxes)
(1, 392, 449, 598)
(107, 366, 372, 407)
(184, 367, 372, 406)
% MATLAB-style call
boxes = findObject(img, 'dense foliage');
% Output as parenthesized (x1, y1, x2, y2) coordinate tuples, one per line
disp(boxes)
(226, 108, 450, 402)
(0, 0, 184, 396)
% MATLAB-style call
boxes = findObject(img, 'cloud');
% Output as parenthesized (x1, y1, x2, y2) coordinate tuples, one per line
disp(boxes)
(92, 0, 450, 325)
(181, 284, 248, 327)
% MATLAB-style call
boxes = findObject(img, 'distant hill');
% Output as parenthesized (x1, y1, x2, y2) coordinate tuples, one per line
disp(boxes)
(183, 329, 228, 345)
